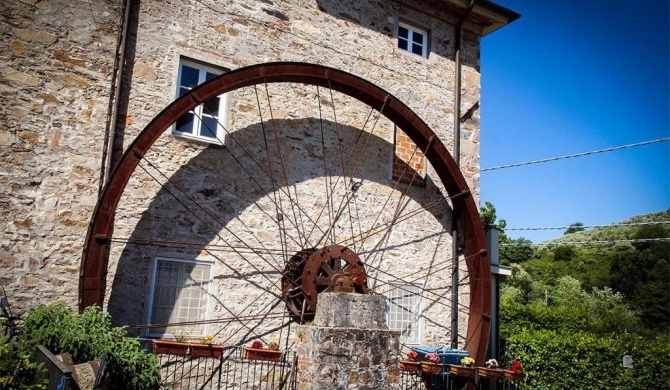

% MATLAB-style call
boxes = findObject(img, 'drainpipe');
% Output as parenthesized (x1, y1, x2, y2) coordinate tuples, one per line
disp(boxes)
(451, 0, 476, 350)
(99, 0, 132, 194)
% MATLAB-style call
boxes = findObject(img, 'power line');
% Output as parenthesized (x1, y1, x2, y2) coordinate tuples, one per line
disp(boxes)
(505, 221, 670, 231)
(500, 237, 670, 247)
(481, 137, 670, 172)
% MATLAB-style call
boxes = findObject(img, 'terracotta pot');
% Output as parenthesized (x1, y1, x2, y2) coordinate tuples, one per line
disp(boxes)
(421, 362, 444, 374)
(190, 344, 225, 358)
(478, 367, 504, 379)
(243, 346, 282, 362)
(152, 339, 190, 356)
(399, 360, 420, 372)
(152, 339, 225, 358)
(449, 365, 477, 378)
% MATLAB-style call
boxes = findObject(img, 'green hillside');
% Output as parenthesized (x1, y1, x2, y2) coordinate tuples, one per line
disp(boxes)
(482, 205, 670, 389)
(548, 209, 670, 245)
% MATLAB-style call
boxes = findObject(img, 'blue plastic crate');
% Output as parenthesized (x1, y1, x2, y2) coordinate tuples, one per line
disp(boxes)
(410, 345, 470, 365)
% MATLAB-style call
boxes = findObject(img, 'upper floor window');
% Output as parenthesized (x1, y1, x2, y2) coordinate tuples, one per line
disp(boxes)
(173, 59, 229, 142)
(146, 257, 213, 337)
(397, 22, 429, 58)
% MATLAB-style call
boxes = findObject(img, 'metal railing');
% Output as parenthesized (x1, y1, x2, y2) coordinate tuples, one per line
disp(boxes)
(399, 369, 523, 390)
(154, 346, 522, 390)
(156, 347, 297, 390)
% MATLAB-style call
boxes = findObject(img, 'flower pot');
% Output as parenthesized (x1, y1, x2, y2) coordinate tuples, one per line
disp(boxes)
(190, 344, 225, 358)
(421, 362, 444, 374)
(449, 365, 476, 378)
(152, 339, 190, 356)
(478, 367, 504, 379)
(152, 339, 225, 358)
(504, 370, 524, 381)
(399, 360, 420, 372)
(243, 346, 282, 362)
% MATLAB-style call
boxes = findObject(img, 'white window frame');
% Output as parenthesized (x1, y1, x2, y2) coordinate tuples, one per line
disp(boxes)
(397, 21, 429, 58)
(172, 59, 229, 143)
(145, 257, 214, 338)
(386, 282, 423, 345)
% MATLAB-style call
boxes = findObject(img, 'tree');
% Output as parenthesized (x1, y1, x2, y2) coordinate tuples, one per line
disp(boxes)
(610, 224, 670, 332)
(500, 237, 534, 264)
(479, 201, 507, 232)
(552, 245, 575, 261)
(479, 201, 535, 264)
(564, 222, 585, 235)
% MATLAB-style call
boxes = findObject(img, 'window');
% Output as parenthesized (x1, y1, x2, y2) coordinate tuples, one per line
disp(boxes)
(386, 283, 422, 344)
(147, 258, 213, 337)
(173, 59, 229, 142)
(397, 22, 429, 58)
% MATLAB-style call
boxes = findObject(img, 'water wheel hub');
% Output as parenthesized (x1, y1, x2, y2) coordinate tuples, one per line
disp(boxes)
(281, 244, 369, 323)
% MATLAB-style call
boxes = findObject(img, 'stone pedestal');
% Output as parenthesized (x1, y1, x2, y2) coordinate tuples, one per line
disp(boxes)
(296, 292, 400, 390)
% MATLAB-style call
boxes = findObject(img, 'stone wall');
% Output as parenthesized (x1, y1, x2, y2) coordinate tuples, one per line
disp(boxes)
(104, 0, 484, 348)
(0, 0, 120, 315)
(1, 0, 487, 351)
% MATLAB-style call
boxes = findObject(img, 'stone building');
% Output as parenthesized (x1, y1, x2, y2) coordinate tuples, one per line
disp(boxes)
(1, 0, 517, 360)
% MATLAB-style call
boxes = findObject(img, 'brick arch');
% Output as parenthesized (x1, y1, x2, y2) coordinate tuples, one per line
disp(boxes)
(79, 62, 491, 363)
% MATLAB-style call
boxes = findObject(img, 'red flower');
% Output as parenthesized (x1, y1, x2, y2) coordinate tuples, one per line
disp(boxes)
(510, 360, 524, 373)
(251, 341, 263, 349)
(425, 351, 441, 364)
(406, 350, 419, 362)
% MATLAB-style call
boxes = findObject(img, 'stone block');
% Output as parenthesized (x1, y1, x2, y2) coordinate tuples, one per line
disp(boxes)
(1, 66, 40, 87)
(9, 39, 25, 54)
(314, 292, 387, 329)
(15, 28, 57, 46)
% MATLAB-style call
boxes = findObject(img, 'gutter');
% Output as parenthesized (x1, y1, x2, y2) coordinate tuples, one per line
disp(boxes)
(99, 0, 132, 194)
(450, 0, 477, 350)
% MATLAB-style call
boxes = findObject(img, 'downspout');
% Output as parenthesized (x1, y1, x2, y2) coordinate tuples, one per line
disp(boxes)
(451, 0, 476, 350)
(99, 0, 132, 194)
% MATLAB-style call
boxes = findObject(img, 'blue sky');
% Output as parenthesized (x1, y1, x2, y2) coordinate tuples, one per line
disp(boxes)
(479, 0, 670, 243)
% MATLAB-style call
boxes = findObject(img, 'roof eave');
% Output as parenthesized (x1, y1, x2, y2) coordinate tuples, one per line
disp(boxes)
(446, 0, 521, 36)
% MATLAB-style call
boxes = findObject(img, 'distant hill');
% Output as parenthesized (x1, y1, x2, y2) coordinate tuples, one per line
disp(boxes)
(543, 209, 670, 245)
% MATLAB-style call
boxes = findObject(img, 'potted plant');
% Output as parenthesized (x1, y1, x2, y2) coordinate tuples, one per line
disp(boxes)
(152, 332, 225, 358)
(243, 340, 283, 362)
(449, 356, 476, 378)
(420, 351, 444, 374)
(478, 358, 504, 379)
(399, 350, 420, 372)
(504, 359, 524, 381)
(152, 330, 192, 356)
(190, 334, 225, 358)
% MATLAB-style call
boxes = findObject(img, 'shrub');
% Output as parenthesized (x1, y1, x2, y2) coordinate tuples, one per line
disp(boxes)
(22, 302, 159, 390)
(505, 330, 670, 389)
(0, 336, 47, 390)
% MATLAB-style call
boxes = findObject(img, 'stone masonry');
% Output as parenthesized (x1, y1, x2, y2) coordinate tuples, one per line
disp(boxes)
(102, 0, 487, 348)
(1, 0, 120, 315)
(295, 292, 401, 390)
(0, 0, 515, 356)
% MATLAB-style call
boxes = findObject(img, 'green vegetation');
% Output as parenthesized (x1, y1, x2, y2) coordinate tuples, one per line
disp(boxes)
(0, 336, 47, 390)
(482, 206, 670, 389)
(22, 302, 160, 390)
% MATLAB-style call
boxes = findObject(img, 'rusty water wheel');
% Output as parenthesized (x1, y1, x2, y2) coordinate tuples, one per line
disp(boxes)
(81, 62, 491, 363)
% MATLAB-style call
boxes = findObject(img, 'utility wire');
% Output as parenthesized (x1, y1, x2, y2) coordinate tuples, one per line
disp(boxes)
(505, 221, 670, 231)
(500, 237, 670, 247)
(481, 137, 669, 172)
